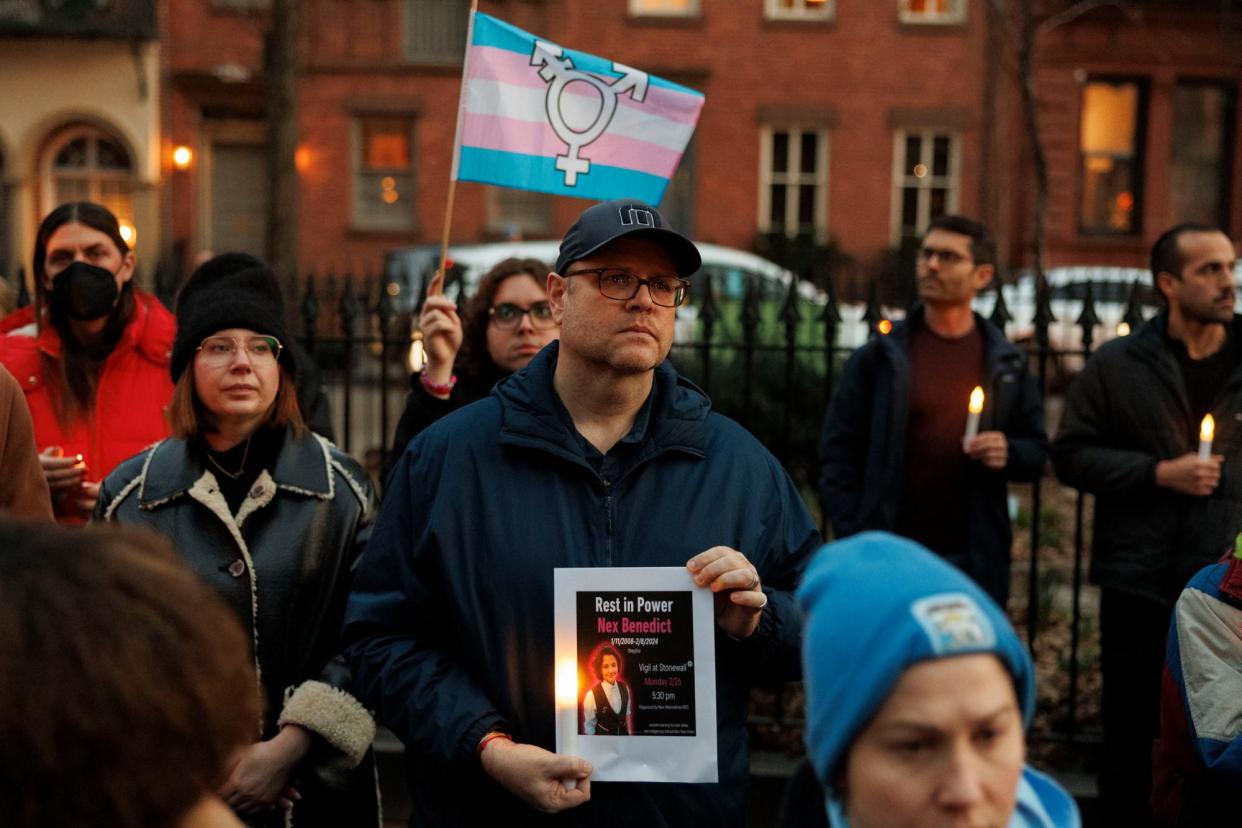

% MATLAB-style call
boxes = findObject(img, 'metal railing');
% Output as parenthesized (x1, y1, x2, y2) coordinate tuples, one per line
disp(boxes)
(288, 264, 1144, 766)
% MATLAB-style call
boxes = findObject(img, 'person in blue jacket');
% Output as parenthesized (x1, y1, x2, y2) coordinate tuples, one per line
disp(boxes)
(342, 198, 820, 826)
(818, 215, 1047, 606)
(793, 532, 1080, 828)
(1151, 540, 1242, 826)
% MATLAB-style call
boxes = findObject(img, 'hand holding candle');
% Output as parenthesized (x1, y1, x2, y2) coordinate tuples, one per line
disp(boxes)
(963, 386, 984, 450)
(1199, 414, 1215, 461)
(555, 659, 580, 791)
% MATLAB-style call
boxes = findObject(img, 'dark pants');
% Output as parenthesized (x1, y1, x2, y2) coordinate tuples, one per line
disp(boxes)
(1099, 588, 1172, 828)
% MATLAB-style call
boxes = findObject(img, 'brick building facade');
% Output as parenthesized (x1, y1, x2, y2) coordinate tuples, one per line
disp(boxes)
(2, 1, 1239, 294)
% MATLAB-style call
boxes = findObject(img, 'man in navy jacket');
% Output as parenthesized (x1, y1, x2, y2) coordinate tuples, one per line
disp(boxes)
(343, 199, 819, 826)
(819, 215, 1046, 605)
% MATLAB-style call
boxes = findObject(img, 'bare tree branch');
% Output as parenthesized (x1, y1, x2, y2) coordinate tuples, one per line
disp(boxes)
(1035, 0, 1133, 41)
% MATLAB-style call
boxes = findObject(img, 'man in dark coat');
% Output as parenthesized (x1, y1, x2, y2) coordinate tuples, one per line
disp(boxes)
(1051, 223, 1240, 827)
(818, 215, 1047, 605)
(343, 199, 819, 826)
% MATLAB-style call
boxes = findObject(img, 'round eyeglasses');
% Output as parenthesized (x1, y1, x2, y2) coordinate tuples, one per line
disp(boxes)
(489, 301, 557, 331)
(562, 268, 690, 308)
(196, 335, 283, 368)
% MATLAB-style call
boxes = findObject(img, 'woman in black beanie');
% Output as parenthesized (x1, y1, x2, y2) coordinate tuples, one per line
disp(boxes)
(95, 253, 379, 828)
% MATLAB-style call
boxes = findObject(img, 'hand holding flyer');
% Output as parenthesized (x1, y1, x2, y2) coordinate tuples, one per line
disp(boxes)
(687, 545, 766, 639)
(553, 567, 718, 783)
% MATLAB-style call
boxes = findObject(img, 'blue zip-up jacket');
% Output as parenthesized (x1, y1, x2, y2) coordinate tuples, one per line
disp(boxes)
(818, 309, 1047, 604)
(343, 342, 820, 826)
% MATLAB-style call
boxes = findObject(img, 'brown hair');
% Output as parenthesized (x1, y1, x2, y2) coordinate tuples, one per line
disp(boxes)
(455, 257, 550, 381)
(0, 522, 258, 828)
(167, 360, 305, 440)
(32, 202, 135, 430)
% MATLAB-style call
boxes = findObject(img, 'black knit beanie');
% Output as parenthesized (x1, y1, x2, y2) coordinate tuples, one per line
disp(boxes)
(171, 252, 295, 383)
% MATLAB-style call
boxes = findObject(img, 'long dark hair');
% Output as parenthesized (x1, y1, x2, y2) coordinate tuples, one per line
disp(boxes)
(455, 257, 550, 383)
(33, 202, 135, 429)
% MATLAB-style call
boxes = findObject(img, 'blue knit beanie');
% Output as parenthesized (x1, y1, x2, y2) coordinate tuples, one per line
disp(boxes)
(797, 532, 1035, 792)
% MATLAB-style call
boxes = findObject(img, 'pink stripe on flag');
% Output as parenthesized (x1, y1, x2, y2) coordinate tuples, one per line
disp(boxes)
(465, 45, 703, 125)
(459, 112, 684, 179)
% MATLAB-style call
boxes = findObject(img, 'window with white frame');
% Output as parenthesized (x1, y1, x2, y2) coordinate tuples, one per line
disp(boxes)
(891, 130, 960, 243)
(42, 126, 136, 244)
(765, 0, 835, 21)
(758, 127, 829, 240)
(485, 188, 552, 238)
(629, 0, 699, 16)
(899, 0, 966, 23)
(404, 0, 471, 64)
(353, 116, 416, 232)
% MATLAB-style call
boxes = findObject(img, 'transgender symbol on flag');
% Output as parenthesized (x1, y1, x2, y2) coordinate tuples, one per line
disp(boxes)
(453, 11, 704, 204)
(531, 39, 649, 187)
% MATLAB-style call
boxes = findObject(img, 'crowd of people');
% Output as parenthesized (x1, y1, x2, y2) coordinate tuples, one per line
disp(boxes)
(0, 195, 1238, 828)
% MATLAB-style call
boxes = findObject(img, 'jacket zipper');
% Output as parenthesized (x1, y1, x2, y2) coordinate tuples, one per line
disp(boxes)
(602, 479, 614, 566)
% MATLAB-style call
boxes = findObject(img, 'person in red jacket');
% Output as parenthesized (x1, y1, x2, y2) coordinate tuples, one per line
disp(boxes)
(0, 202, 174, 522)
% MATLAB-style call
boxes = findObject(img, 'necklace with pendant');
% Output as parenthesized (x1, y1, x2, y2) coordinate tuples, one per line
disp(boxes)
(206, 436, 252, 480)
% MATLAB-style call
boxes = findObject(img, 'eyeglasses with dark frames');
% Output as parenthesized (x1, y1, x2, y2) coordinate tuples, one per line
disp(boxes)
(196, 335, 283, 368)
(488, 301, 557, 330)
(562, 268, 690, 308)
(916, 247, 973, 267)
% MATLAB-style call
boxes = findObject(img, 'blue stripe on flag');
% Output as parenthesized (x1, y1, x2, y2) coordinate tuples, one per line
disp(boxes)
(456, 145, 671, 205)
(470, 12, 702, 98)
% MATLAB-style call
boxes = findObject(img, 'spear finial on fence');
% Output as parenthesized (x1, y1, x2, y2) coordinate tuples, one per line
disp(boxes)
(377, 274, 397, 337)
(863, 278, 885, 334)
(1033, 271, 1056, 347)
(820, 268, 841, 327)
(301, 271, 320, 340)
(1076, 280, 1101, 350)
(779, 269, 803, 330)
(1121, 279, 1145, 334)
(740, 274, 762, 333)
(989, 279, 1012, 328)
(339, 272, 362, 337)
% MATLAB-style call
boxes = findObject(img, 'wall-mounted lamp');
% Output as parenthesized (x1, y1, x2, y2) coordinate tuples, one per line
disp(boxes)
(172, 145, 193, 170)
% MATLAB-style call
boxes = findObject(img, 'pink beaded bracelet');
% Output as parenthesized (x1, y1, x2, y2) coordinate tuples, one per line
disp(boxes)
(420, 371, 457, 396)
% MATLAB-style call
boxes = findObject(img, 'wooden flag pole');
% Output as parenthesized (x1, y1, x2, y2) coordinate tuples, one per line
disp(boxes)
(428, 0, 480, 297)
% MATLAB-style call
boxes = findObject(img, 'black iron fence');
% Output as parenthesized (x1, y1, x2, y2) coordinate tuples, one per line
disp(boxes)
(0, 255, 1122, 770)
(289, 264, 1153, 771)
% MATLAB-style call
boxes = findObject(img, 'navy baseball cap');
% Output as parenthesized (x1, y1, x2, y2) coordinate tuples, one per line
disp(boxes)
(555, 199, 702, 278)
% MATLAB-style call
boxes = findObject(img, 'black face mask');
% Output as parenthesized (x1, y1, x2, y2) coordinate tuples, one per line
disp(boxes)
(51, 261, 120, 321)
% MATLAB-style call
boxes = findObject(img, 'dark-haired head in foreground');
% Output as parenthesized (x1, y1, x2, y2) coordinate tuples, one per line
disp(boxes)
(0, 522, 258, 828)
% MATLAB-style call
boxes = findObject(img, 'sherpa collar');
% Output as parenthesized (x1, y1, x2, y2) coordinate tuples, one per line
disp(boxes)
(138, 427, 333, 507)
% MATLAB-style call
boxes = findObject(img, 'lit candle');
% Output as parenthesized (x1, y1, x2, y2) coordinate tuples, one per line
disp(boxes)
(963, 386, 985, 449)
(555, 659, 580, 791)
(1199, 414, 1215, 461)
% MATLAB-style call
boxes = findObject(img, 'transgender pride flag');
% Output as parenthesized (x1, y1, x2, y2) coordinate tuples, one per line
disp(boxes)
(450, 11, 705, 206)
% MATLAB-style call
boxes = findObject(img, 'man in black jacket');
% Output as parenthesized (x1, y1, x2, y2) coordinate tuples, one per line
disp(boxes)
(1052, 223, 1240, 827)
(819, 215, 1047, 606)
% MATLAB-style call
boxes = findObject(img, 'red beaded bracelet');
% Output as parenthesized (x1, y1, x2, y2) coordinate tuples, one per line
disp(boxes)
(477, 730, 513, 757)
(420, 371, 458, 396)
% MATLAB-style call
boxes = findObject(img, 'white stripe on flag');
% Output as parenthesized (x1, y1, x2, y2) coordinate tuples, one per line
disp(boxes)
(462, 79, 696, 152)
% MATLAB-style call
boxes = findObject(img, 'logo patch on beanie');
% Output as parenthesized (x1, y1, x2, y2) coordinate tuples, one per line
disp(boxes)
(910, 592, 996, 655)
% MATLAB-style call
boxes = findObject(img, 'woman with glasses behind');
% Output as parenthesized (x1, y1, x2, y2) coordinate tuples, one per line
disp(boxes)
(384, 257, 559, 479)
(95, 254, 378, 828)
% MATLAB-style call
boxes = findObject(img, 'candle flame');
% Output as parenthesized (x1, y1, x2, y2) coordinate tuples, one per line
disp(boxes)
(408, 332, 425, 373)
(968, 386, 985, 414)
(555, 659, 579, 706)
(1201, 414, 1215, 442)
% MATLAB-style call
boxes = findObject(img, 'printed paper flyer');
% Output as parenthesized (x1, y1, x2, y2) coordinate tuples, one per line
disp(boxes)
(553, 567, 718, 783)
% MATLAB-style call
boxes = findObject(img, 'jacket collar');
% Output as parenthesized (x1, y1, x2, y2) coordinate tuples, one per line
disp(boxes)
(139, 427, 333, 507)
(493, 341, 709, 468)
(887, 306, 1021, 367)
(36, 289, 173, 366)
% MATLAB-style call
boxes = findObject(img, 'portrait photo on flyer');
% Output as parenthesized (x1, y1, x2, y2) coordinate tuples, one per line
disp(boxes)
(553, 566, 718, 783)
